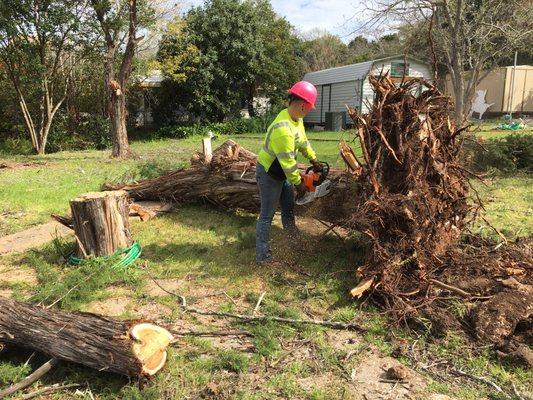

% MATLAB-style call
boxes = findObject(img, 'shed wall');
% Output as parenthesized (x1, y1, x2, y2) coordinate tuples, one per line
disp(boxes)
(330, 80, 361, 113)
(503, 67, 533, 113)
(305, 85, 324, 124)
(444, 66, 533, 114)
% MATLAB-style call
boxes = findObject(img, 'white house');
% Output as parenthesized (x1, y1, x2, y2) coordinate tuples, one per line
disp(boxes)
(303, 55, 432, 126)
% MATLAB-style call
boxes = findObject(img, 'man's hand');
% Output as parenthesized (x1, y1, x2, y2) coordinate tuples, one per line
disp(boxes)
(295, 181, 307, 199)
(311, 159, 323, 171)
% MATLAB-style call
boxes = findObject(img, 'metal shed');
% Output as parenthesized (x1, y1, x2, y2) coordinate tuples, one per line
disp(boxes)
(303, 55, 432, 126)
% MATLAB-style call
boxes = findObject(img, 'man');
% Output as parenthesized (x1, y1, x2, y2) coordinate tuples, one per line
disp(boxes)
(255, 80, 321, 263)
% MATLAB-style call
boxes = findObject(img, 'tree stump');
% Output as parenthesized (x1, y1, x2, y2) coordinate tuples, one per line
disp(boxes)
(70, 190, 132, 258)
(0, 298, 173, 377)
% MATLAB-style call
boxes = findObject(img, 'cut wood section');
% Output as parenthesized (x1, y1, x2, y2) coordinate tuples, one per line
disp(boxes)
(104, 140, 361, 225)
(70, 190, 132, 258)
(0, 298, 172, 377)
(339, 140, 362, 174)
(350, 277, 375, 298)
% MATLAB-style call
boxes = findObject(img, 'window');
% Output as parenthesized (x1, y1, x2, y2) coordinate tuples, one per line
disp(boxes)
(391, 61, 410, 77)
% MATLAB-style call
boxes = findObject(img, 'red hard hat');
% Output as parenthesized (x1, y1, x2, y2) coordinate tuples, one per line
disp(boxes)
(288, 81, 318, 109)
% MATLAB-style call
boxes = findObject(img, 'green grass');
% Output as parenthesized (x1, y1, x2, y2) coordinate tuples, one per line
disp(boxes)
(0, 134, 358, 236)
(472, 174, 533, 239)
(0, 130, 531, 399)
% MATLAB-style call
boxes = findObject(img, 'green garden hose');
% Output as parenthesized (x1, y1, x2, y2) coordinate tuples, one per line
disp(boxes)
(68, 241, 142, 269)
(497, 122, 523, 131)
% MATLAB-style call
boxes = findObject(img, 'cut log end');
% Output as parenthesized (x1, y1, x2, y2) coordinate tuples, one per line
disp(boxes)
(130, 323, 173, 376)
(72, 190, 128, 202)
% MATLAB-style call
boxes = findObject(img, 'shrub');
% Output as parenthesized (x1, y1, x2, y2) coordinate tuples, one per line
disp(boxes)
(155, 116, 270, 139)
(155, 124, 207, 139)
(78, 115, 111, 150)
(470, 133, 533, 173)
(0, 136, 34, 155)
(46, 114, 111, 153)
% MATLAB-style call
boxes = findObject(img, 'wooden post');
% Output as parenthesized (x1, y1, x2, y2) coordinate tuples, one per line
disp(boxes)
(0, 298, 173, 377)
(202, 137, 212, 163)
(70, 190, 132, 258)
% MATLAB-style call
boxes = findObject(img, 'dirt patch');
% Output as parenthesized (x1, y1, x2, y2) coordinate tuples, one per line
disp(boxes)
(144, 278, 185, 297)
(0, 266, 37, 286)
(0, 289, 13, 298)
(84, 296, 131, 317)
(0, 222, 72, 253)
(423, 236, 533, 350)
(324, 329, 363, 352)
(133, 301, 173, 320)
(297, 372, 337, 391)
(350, 348, 428, 399)
(472, 291, 533, 344)
(0, 161, 47, 170)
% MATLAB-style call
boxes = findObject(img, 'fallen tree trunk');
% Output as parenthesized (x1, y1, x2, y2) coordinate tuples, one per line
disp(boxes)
(0, 298, 173, 377)
(104, 140, 361, 224)
(70, 191, 132, 258)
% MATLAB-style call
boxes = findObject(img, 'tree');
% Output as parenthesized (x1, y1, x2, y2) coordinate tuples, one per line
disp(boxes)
(157, 0, 302, 121)
(89, 0, 155, 158)
(300, 31, 349, 71)
(0, 0, 89, 155)
(367, 0, 533, 124)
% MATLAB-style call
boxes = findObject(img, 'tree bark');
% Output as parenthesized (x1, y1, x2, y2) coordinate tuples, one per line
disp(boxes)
(109, 85, 131, 158)
(70, 190, 133, 258)
(247, 84, 256, 117)
(0, 298, 172, 377)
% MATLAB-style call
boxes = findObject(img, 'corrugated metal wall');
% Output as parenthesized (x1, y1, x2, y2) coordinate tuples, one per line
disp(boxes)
(305, 58, 433, 122)
(303, 61, 372, 85)
(320, 85, 331, 123)
(330, 80, 361, 113)
(306, 85, 323, 124)
(305, 80, 363, 124)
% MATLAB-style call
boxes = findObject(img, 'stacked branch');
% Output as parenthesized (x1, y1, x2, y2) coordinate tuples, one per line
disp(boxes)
(105, 140, 360, 224)
(343, 75, 473, 321)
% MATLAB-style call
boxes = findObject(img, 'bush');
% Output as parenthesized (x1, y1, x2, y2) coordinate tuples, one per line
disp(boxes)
(471, 134, 533, 173)
(0, 136, 34, 155)
(47, 114, 111, 153)
(78, 115, 111, 150)
(155, 116, 270, 139)
(155, 124, 208, 139)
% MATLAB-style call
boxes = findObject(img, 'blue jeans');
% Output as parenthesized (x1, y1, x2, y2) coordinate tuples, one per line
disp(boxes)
(255, 163, 296, 262)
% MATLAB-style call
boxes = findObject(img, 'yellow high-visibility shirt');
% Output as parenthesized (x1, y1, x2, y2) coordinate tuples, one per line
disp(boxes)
(257, 109, 316, 185)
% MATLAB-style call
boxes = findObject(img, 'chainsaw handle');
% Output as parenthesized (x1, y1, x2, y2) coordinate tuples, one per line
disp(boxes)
(305, 161, 329, 175)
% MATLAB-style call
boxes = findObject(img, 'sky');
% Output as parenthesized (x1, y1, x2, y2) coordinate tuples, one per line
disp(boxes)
(182, 0, 367, 41)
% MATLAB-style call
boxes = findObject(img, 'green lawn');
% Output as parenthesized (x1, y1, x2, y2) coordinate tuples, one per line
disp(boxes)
(0, 135, 359, 236)
(0, 133, 531, 399)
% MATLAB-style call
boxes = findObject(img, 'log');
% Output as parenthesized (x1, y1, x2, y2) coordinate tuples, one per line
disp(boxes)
(104, 140, 361, 225)
(0, 298, 173, 377)
(70, 190, 132, 258)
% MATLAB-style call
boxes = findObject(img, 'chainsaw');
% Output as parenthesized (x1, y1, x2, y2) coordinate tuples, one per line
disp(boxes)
(295, 161, 331, 206)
